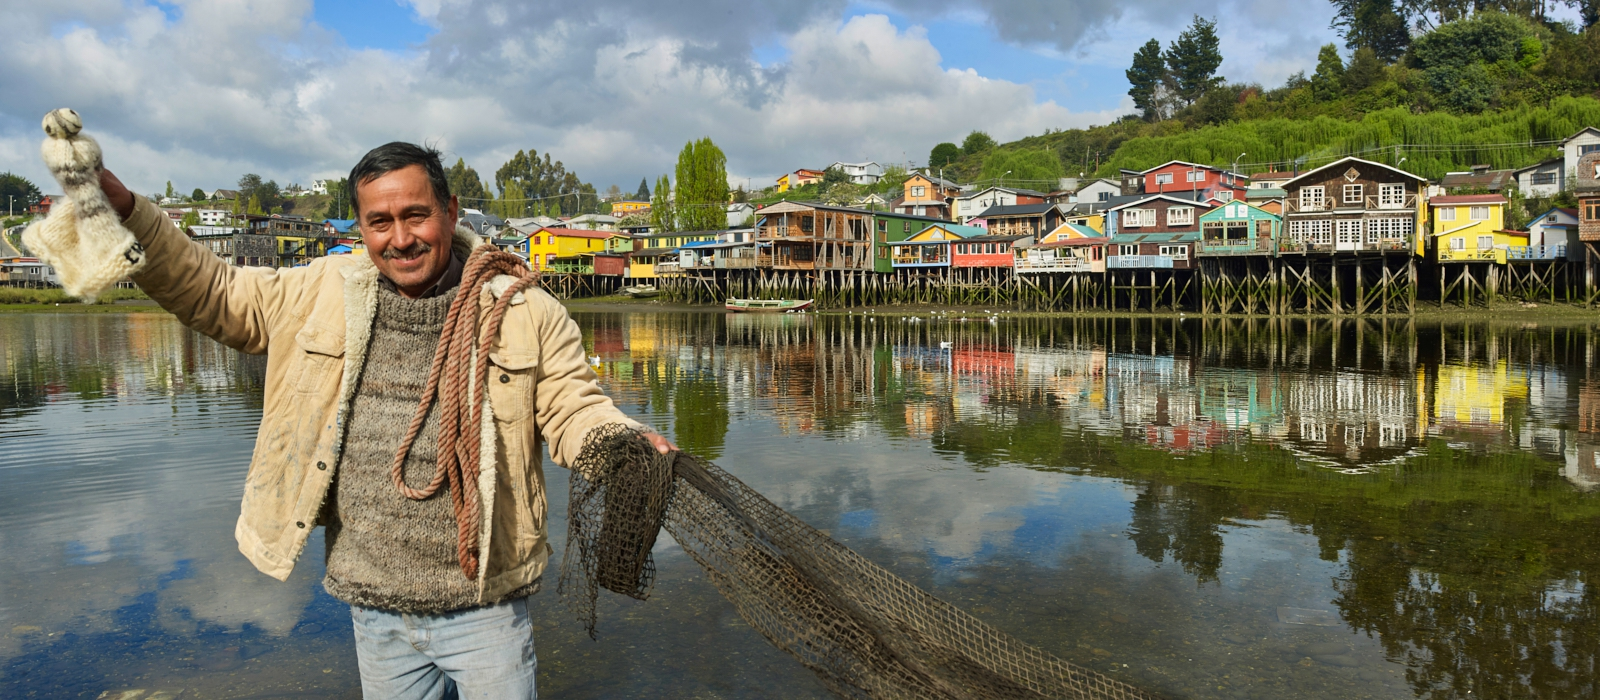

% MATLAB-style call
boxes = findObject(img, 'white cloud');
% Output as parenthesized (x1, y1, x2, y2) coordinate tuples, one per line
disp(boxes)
(0, 0, 1328, 197)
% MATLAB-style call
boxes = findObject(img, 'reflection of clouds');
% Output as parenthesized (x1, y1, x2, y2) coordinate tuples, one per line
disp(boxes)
(0, 315, 302, 660)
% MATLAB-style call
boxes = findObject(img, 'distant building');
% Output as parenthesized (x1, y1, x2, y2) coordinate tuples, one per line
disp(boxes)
(1439, 165, 1513, 193)
(776, 169, 825, 193)
(1511, 158, 1564, 198)
(209, 189, 239, 201)
(895, 173, 961, 220)
(197, 209, 230, 226)
(954, 186, 1045, 223)
(611, 200, 651, 217)
(826, 161, 885, 185)
(726, 202, 755, 228)
(563, 213, 619, 231)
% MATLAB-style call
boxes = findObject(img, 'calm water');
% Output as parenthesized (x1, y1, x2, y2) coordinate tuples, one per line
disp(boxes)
(2, 311, 1599, 699)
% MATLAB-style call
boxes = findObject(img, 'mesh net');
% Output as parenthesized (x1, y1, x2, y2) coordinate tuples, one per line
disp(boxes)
(560, 425, 1165, 700)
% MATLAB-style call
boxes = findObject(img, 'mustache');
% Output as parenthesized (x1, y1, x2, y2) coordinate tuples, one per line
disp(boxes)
(381, 241, 433, 260)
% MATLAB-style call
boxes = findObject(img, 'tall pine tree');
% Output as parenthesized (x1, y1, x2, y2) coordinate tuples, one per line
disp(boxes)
(674, 138, 729, 232)
(1165, 16, 1223, 106)
(1331, 0, 1410, 63)
(635, 178, 651, 201)
(1127, 38, 1169, 121)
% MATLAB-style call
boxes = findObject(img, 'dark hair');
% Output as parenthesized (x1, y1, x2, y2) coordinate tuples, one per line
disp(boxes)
(348, 141, 452, 217)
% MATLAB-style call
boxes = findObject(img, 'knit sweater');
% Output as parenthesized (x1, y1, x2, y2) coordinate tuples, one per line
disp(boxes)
(322, 285, 537, 613)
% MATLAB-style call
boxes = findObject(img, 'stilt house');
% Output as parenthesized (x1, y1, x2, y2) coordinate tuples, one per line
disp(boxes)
(1279, 157, 1427, 255)
(755, 202, 874, 271)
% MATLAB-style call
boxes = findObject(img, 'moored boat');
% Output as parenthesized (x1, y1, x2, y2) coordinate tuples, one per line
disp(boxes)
(724, 298, 813, 313)
(619, 284, 659, 298)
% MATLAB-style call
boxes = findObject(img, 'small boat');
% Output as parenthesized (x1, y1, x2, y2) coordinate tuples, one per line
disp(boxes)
(724, 298, 814, 313)
(618, 284, 658, 298)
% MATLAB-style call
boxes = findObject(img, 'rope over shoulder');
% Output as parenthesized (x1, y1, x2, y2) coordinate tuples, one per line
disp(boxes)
(389, 245, 540, 581)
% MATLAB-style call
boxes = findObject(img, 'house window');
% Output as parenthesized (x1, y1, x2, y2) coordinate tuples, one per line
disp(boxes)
(1450, 237, 1465, 250)
(903, 222, 912, 232)
(1118, 244, 1138, 256)
(986, 243, 996, 254)
(1581, 144, 1600, 155)
(1186, 171, 1203, 182)
(877, 220, 887, 232)
(1155, 173, 1173, 185)
(1477, 235, 1495, 250)
(1125, 209, 1153, 227)
(545, 254, 556, 264)
(1469, 206, 1489, 221)
(1586, 202, 1600, 220)
(911, 185, 926, 197)
(1216, 191, 1233, 201)
(1531, 172, 1557, 185)
(1098, 191, 1111, 201)
(1167, 207, 1193, 226)
(1343, 184, 1364, 204)
(1438, 207, 1456, 221)
(1299, 186, 1326, 211)
(800, 216, 814, 233)
(1379, 183, 1405, 208)
(1158, 245, 1188, 259)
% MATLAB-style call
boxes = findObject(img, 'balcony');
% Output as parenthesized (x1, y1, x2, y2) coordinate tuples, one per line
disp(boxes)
(1196, 237, 1274, 256)
(1283, 193, 1415, 214)
(1437, 248, 1502, 263)
(545, 261, 594, 275)
(1014, 255, 1097, 273)
(1107, 255, 1175, 269)
(653, 261, 682, 276)
(1506, 244, 1567, 261)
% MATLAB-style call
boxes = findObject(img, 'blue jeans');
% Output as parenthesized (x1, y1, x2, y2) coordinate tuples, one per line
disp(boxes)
(350, 596, 537, 699)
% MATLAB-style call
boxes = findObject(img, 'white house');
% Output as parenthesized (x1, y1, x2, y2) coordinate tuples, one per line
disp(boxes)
(198, 209, 231, 226)
(1073, 179, 1123, 204)
(726, 202, 755, 228)
(310, 179, 331, 196)
(1512, 158, 1564, 198)
(827, 161, 885, 185)
(954, 186, 1046, 223)
(1526, 206, 1583, 261)
(563, 213, 619, 231)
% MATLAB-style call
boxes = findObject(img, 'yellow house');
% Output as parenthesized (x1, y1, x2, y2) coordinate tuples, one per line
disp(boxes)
(627, 247, 671, 279)
(523, 227, 614, 270)
(1431, 194, 1525, 263)
(776, 169, 824, 193)
(610, 201, 651, 217)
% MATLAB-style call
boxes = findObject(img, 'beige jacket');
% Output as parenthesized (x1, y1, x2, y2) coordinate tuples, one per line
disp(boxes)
(125, 197, 642, 602)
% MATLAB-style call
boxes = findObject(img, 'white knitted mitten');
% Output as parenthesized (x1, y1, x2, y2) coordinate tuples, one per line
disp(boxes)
(21, 109, 147, 302)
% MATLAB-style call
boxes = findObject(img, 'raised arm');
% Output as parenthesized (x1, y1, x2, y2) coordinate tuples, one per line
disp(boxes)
(104, 169, 309, 354)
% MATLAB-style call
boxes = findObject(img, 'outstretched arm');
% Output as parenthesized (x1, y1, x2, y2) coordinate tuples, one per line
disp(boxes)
(103, 169, 308, 354)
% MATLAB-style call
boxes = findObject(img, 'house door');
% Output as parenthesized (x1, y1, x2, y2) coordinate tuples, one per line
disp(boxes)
(1335, 220, 1363, 251)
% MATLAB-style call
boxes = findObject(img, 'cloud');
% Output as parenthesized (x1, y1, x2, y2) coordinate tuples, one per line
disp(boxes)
(0, 0, 1327, 196)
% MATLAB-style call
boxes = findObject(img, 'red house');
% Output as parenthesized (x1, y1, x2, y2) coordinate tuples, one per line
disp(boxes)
(29, 195, 58, 216)
(1140, 161, 1247, 200)
(593, 252, 627, 277)
(952, 233, 1029, 268)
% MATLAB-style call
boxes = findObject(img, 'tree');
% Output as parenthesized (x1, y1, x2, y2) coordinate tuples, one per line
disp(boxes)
(961, 131, 997, 157)
(164, 181, 175, 200)
(1331, 0, 1411, 62)
(190, 187, 206, 201)
(179, 209, 200, 229)
(1344, 46, 1386, 92)
(928, 142, 960, 169)
(602, 183, 624, 201)
(635, 178, 651, 201)
(1311, 44, 1347, 101)
(0, 172, 42, 212)
(236, 174, 282, 213)
(322, 178, 352, 219)
(674, 137, 730, 232)
(445, 158, 489, 207)
(650, 175, 675, 232)
(1165, 16, 1224, 105)
(1127, 38, 1171, 120)
(494, 148, 596, 218)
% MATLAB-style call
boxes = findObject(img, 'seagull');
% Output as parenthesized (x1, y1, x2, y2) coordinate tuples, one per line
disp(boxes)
(588, 355, 601, 366)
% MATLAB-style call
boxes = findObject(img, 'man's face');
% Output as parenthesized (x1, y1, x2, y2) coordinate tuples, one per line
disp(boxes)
(358, 164, 458, 297)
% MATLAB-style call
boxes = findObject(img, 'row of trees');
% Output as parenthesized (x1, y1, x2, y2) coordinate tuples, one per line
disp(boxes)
(643, 138, 730, 232)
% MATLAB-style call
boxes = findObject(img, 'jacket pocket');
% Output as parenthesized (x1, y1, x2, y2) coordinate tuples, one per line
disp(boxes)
(487, 351, 537, 422)
(294, 324, 345, 394)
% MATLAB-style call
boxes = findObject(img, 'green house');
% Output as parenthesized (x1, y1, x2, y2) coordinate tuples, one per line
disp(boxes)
(870, 212, 956, 273)
(1196, 200, 1281, 257)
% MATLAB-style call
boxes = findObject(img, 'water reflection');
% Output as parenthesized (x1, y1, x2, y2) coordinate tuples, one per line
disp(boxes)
(4, 311, 1599, 699)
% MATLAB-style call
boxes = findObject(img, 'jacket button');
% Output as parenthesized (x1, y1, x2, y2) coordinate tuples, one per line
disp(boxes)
(296, 521, 306, 529)
(316, 461, 327, 471)
(499, 374, 510, 383)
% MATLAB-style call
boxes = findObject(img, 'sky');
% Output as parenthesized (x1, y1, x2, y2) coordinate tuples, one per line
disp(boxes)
(0, 0, 1356, 200)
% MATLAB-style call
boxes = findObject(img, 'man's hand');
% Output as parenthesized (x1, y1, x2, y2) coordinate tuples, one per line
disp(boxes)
(98, 168, 136, 221)
(642, 432, 677, 454)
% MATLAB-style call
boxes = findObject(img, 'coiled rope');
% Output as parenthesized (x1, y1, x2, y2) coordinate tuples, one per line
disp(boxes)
(389, 245, 541, 581)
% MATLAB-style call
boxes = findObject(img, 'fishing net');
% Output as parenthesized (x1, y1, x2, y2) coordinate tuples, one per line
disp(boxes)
(560, 424, 1164, 700)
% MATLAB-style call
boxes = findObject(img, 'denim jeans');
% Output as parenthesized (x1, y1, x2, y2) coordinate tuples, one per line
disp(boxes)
(350, 596, 537, 699)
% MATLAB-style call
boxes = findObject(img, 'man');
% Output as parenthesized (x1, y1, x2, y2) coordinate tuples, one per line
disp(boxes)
(98, 142, 674, 699)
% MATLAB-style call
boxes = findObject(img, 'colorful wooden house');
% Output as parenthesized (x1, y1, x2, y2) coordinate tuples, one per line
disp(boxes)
(1139, 161, 1247, 201)
(593, 253, 628, 277)
(890, 224, 981, 270)
(952, 233, 1028, 268)
(1520, 207, 1581, 262)
(1280, 157, 1427, 255)
(973, 203, 1067, 239)
(523, 228, 616, 271)
(871, 211, 952, 273)
(627, 247, 670, 279)
(895, 173, 962, 220)
(1014, 221, 1107, 274)
(1106, 194, 1214, 270)
(1431, 194, 1525, 263)
(1575, 153, 1600, 261)
(754, 202, 874, 271)
(1196, 200, 1280, 257)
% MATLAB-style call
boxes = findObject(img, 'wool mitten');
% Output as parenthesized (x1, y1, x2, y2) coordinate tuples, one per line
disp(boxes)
(21, 109, 147, 302)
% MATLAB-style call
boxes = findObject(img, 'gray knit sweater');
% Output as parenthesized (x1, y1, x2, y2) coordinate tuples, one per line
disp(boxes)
(322, 285, 537, 613)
